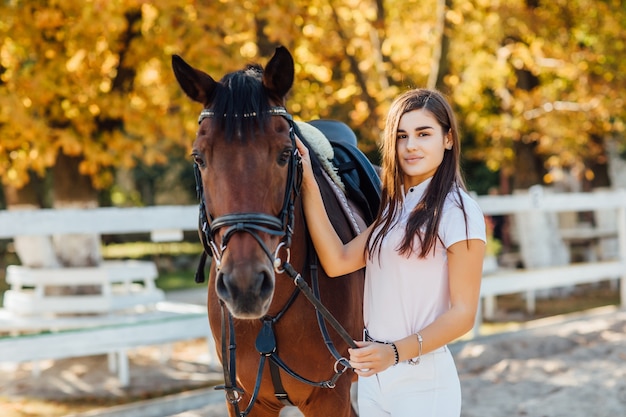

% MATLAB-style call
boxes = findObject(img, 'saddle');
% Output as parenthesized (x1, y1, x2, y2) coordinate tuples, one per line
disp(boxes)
(305, 119, 381, 225)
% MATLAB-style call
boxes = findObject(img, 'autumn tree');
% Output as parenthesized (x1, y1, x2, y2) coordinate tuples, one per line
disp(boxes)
(448, 0, 626, 191)
(2, 3, 196, 201)
(0, 1, 225, 265)
(2, 0, 625, 204)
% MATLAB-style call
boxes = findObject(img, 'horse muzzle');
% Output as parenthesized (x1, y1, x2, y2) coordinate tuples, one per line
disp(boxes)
(215, 260, 275, 318)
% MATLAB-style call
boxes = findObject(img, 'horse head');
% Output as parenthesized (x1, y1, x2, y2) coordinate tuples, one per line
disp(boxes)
(172, 47, 299, 319)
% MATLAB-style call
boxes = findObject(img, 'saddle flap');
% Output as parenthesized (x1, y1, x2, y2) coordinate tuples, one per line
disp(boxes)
(307, 120, 381, 225)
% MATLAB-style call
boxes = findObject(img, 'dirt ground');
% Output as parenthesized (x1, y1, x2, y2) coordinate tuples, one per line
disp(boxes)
(456, 306, 626, 417)
(0, 339, 222, 417)
(1, 288, 624, 417)
(172, 306, 626, 417)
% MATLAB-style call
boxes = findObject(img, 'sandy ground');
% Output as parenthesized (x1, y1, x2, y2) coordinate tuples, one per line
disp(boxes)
(456, 306, 626, 417)
(0, 339, 223, 417)
(1, 298, 625, 417)
(173, 306, 626, 417)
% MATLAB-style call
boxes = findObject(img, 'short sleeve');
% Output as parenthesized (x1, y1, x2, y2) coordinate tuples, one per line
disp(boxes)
(440, 190, 486, 248)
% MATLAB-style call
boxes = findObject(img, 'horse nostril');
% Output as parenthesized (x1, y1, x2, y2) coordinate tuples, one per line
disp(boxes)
(258, 270, 274, 299)
(216, 270, 273, 302)
(216, 271, 236, 301)
(215, 267, 275, 318)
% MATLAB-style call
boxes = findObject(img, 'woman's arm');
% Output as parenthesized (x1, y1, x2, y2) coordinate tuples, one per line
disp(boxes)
(398, 238, 485, 355)
(296, 137, 371, 277)
(349, 238, 485, 374)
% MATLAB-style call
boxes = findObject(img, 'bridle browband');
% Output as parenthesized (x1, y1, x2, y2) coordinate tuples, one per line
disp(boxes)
(198, 106, 290, 123)
(194, 106, 301, 273)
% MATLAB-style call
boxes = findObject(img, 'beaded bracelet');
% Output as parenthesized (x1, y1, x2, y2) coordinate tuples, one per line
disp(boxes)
(408, 332, 423, 365)
(389, 342, 399, 365)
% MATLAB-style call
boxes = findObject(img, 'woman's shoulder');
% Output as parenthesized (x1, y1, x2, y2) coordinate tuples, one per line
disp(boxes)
(440, 186, 486, 244)
(444, 186, 484, 216)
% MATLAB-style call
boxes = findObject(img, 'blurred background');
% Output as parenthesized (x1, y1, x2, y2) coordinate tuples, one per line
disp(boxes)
(0, 0, 625, 300)
(1, 2, 625, 415)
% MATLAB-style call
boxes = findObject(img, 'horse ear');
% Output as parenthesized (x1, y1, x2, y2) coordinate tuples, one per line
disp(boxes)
(171, 54, 217, 105)
(262, 46, 294, 101)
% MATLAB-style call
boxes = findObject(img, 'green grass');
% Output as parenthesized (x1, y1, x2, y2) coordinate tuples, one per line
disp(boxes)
(101, 241, 203, 259)
(155, 269, 202, 292)
(101, 240, 207, 292)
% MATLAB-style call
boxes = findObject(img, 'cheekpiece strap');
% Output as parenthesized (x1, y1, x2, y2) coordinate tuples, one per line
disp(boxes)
(198, 106, 290, 124)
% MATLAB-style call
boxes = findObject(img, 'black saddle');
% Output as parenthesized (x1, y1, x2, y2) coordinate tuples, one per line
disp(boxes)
(306, 119, 381, 225)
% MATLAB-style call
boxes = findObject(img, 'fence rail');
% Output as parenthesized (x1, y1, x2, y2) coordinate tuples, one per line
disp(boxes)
(1, 186, 625, 338)
(0, 204, 214, 386)
(474, 186, 626, 334)
(0, 205, 198, 238)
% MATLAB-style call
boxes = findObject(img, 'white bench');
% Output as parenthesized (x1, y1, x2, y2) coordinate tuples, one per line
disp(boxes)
(0, 301, 211, 387)
(3, 260, 163, 316)
(0, 206, 216, 386)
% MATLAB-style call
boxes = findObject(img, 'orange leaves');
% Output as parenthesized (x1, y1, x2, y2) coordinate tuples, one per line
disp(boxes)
(1, 0, 625, 193)
(33, 8, 65, 31)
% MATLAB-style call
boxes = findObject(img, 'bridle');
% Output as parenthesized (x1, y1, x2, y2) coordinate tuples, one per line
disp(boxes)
(192, 105, 358, 416)
(194, 106, 301, 273)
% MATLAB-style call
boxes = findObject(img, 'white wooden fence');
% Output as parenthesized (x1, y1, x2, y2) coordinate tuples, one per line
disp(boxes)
(473, 186, 626, 334)
(0, 187, 625, 349)
(0, 205, 198, 237)
(0, 205, 212, 386)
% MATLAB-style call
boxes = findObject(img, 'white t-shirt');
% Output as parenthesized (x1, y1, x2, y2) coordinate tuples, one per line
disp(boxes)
(364, 177, 486, 342)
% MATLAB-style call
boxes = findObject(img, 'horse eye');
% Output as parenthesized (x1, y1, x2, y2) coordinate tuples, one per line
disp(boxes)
(277, 148, 291, 166)
(192, 154, 205, 167)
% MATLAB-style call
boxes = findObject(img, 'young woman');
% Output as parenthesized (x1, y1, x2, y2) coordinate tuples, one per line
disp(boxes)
(296, 88, 486, 416)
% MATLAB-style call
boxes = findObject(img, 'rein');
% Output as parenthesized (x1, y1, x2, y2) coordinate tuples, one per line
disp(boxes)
(193, 106, 357, 416)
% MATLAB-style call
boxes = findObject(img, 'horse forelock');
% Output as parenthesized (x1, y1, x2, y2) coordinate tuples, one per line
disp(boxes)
(209, 65, 273, 142)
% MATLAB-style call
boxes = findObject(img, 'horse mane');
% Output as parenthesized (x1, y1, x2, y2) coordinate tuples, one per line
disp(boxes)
(212, 64, 273, 142)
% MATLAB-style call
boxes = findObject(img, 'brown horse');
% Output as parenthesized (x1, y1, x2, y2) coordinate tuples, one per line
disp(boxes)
(172, 46, 371, 417)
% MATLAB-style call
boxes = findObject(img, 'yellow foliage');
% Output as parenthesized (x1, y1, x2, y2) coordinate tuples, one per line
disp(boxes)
(0, 0, 625, 193)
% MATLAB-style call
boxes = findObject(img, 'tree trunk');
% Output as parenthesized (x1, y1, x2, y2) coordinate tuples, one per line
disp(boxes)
(4, 177, 45, 208)
(427, 0, 451, 93)
(4, 177, 61, 268)
(512, 140, 544, 189)
(512, 56, 542, 190)
(606, 134, 626, 189)
(51, 153, 102, 268)
(583, 134, 611, 191)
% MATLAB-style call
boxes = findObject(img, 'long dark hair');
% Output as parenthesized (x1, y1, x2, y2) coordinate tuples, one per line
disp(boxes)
(367, 88, 467, 260)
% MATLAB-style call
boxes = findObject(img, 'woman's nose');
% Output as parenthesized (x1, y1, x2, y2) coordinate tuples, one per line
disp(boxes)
(406, 135, 419, 150)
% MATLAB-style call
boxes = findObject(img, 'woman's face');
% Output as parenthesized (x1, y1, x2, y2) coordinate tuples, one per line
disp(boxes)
(396, 109, 452, 191)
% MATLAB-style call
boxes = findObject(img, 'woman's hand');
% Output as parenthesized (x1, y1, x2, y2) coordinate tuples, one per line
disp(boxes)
(348, 341, 396, 377)
(294, 136, 370, 276)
